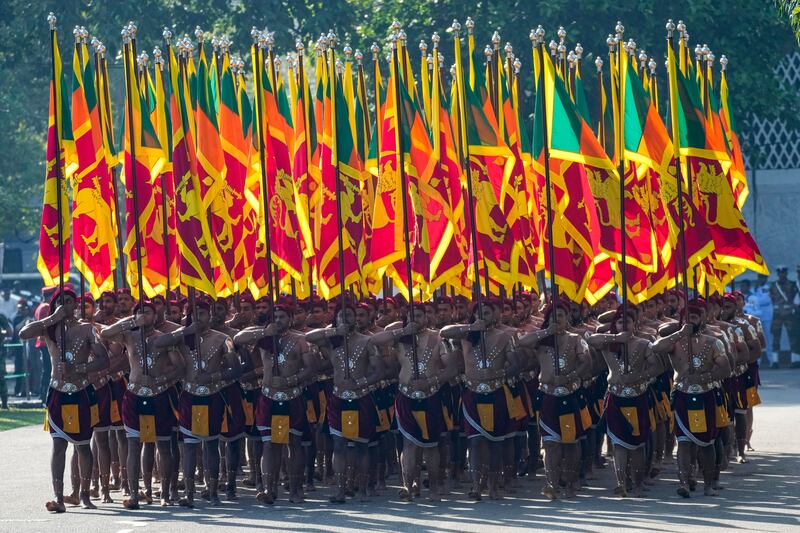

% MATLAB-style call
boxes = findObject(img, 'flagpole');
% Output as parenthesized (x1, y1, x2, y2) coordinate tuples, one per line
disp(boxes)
(297, 40, 315, 298)
(327, 32, 352, 377)
(252, 31, 277, 302)
(91, 39, 125, 291)
(250, 30, 280, 371)
(73, 27, 87, 319)
(265, 33, 288, 300)
(47, 13, 67, 361)
(175, 38, 201, 360)
(666, 20, 691, 324)
(390, 29, 419, 379)
(531, 26, 561, 374)
(613, 23, 630, 372)
(122, 25, 150, 374)
(451, 19, 486, 367)
(700, 43, 713, 298)
(370, 43, 391, 300)
(153, 46, 172, 299)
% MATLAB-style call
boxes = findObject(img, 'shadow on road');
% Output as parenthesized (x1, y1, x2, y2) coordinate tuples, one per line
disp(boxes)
(58, 450, 799, 532)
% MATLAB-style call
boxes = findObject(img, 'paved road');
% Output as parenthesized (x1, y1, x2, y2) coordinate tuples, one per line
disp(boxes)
(2, 370, 799, 532)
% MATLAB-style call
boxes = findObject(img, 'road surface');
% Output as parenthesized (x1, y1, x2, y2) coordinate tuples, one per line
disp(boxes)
(1, 369, 799, 532)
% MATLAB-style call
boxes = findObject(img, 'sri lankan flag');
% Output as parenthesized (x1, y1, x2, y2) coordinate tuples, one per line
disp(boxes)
(719, 69, 747, 209)
(121, 43, 167, 297)
(168, 45, 216, 296)
(219, 53, 252, 294)
(314, 49, 363, 299)
(428, 46, 468, 292)
(151, 55, 179, 293)
(292, 56, 315, 296)
(195, 44, 233, 296)
(38, 29, 71, 286)
(498, 58, 539, 288)
(459, 37, 530, 293)
(532, 48, 612, 304)
(667, 41, 767, 277)
(262, 62, 310, 293)
(622, 52, 714, 299)
(69, 42, 118, 298)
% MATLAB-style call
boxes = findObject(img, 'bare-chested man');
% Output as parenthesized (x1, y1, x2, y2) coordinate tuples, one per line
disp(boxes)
(718, 293, 762, 464)
(209, 298, 247, 501)
(152, 299, 239, 507)
(357, 302, 396, 495)
(587, 307, 665, 497)
(99, 300, 184, 509)
(732, 290, 765, 453)
(92, 290, 130, 495)
(228, 295, 264, 492)
(371, 306, 457, 501)
(441, 302, 519, 501)
(652, 299, 731, 497)
(20, 288, 110, 513)
(234, 304, 317, 504)
(517, 300, 591, 500)
(306, 303, 385, 503)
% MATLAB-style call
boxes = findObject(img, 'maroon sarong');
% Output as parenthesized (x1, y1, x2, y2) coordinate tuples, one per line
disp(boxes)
(394, 389, 447, 448)
(46, 386, 98, 445)
(122, 389, 176, 443)
(108, 377, 126, 429)
(672, 389, 718, 447)
(461, 386, 513, 442)
(94, 382, 114, 431)
(327, 393, 377, 444)
(535, 390, 586, 444)
(178, 391, 226, 443)
(604, 392, 652, 450)
(255, 391, 310, 445)
(220, 382, 246, 442)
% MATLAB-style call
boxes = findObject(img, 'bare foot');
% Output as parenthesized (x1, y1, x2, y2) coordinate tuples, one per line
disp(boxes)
(45, 501, 66, 513)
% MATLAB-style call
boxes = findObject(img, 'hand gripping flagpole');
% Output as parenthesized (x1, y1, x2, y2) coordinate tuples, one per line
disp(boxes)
(390, 25, 420, 380)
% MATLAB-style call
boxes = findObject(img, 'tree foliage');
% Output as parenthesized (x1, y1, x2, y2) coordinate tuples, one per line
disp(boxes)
(1, 0, 796, 240)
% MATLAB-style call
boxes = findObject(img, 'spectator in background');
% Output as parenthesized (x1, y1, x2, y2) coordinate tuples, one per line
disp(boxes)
(0, 313, 9, 409)
(0, 287, 20, 323)
(770, 266, 798, 369)
(11, 299, 33, 396)
(748, 274, 775, 368)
